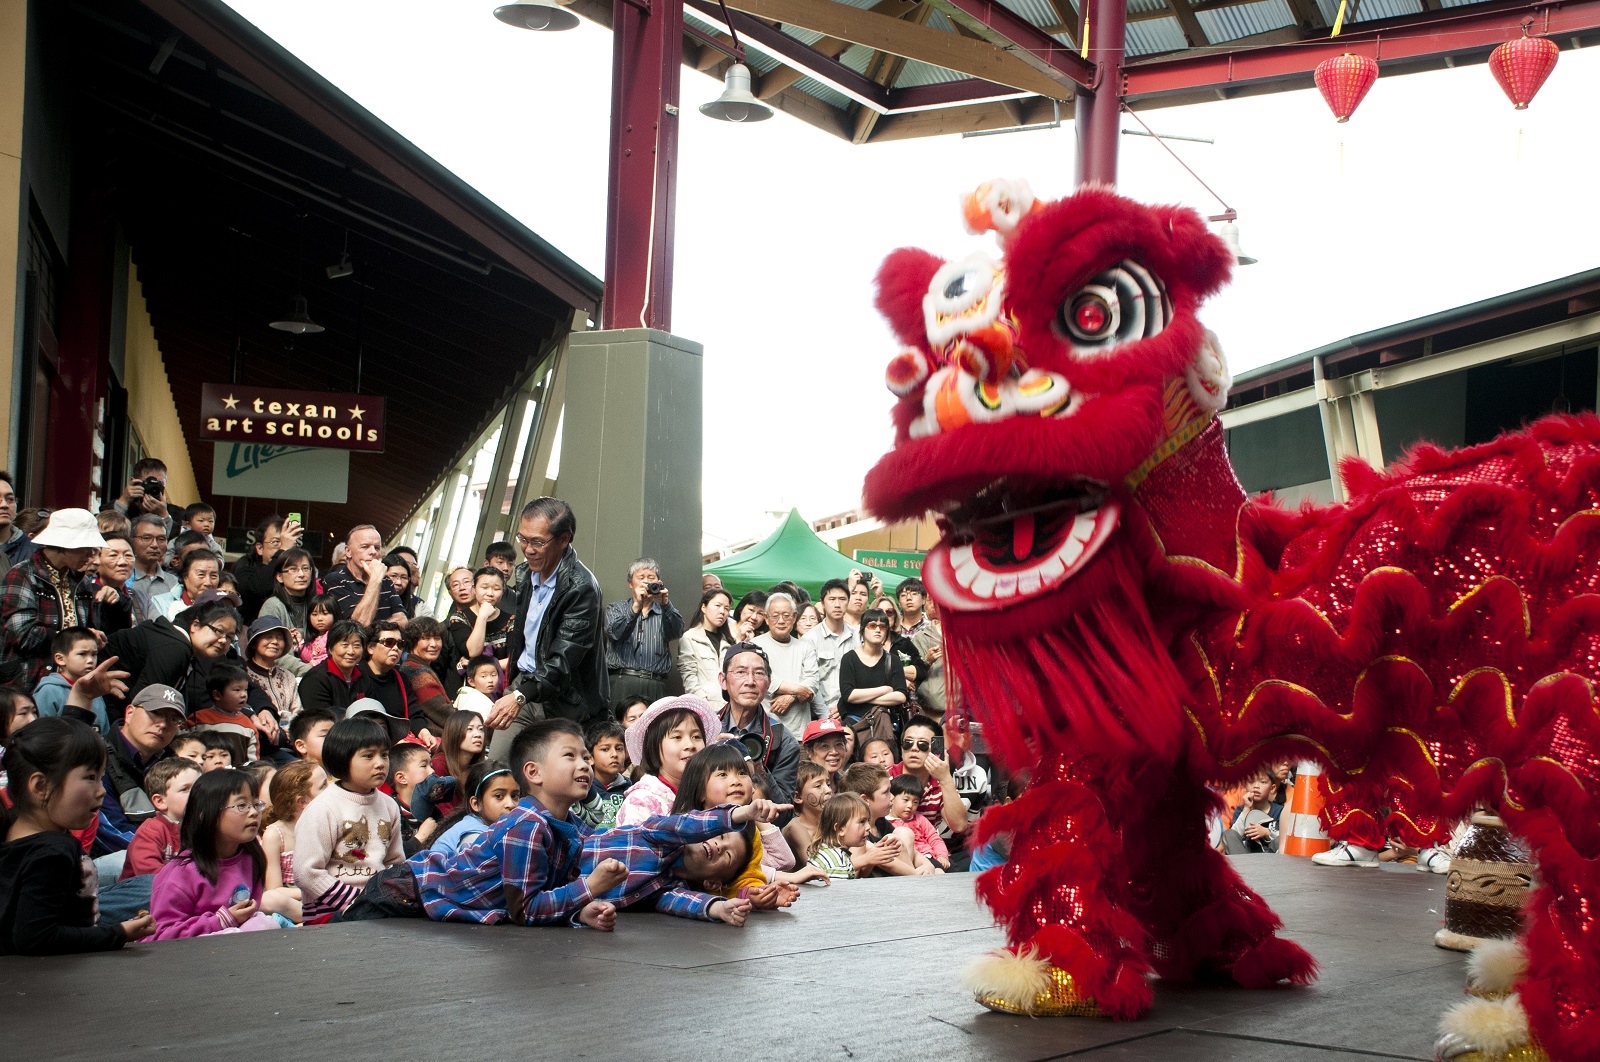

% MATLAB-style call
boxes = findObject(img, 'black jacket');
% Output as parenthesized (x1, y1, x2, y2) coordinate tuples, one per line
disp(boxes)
(232, 550, 279, 625)
(101, 617, 209, 720)
(505, 548, 609, 724)
(299, 660, 366, 716)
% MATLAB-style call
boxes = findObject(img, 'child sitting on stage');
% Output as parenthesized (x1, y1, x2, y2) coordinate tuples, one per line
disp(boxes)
(806, 793, 904, 879)
(782, 760, 833, 863)
(429, 761, 521, 855)
(402, 719, 630, 927)
(149, 768, 289, 939)
(119, 758, 200, 880)
(670, 742, 826, 906)
(294, 718, 405, 919)
(886, 773, 950, 870)
(575, 722, 631, 829)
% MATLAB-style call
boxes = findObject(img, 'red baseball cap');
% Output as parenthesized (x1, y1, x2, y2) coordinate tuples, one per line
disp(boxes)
(801, 718, 849, 744)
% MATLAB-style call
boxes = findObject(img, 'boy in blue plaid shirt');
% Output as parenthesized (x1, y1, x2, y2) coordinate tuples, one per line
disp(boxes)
(404, 719, 629, 928)
(581, 798, 789, 926)
(342, 718, 785, 928)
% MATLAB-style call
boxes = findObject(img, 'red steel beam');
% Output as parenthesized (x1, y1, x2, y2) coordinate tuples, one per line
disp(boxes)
(925, 0, 1098, 89)
(603, 0, 682, 330)
(1123, 0, 1600, 100)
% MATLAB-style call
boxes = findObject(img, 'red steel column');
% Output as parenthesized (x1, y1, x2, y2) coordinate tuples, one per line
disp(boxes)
(603, 0, 682, 331)
(1073, 0, 1127, 187)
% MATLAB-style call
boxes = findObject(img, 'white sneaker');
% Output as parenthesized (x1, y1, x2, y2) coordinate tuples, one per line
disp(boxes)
(1417, 847, 1451, 874)
(1311, 841, 1381, 867)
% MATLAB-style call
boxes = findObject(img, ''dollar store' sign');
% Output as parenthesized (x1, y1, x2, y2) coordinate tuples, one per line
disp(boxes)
(198, 383, 386, 451)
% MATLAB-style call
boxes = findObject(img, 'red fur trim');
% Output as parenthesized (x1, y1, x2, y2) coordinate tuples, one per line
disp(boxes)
(943, 535, 1188, 769)
(873, 247, 944, 351)
(864, 384, 1167, 520)
(1230, 935, 1320, 989)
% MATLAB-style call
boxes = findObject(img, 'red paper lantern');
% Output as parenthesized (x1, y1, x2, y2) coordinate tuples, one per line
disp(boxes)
(1488, 33, 1559, 109)
(1314, 53, 1379, 123)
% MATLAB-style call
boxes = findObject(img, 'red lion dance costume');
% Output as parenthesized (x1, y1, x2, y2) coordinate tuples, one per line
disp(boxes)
(862, 181, 1600, 1062)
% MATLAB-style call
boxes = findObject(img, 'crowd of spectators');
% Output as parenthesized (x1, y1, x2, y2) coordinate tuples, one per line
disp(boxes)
(0, 468, 991, 955)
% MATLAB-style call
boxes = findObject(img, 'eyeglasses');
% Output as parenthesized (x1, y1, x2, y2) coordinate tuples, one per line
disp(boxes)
(376, 637, 403, 648)
(516, 532, 556, 549)
(728, 667, 769, 680)
(135, 533, 167, 543)
(205, 623, 236, 641)
(282, 565, 312, 574)
(901, 739, 934, 752)
(224, 800, 267, 815)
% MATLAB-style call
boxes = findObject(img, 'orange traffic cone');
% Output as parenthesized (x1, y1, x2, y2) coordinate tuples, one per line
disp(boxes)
(1281, 761, 1330, 857)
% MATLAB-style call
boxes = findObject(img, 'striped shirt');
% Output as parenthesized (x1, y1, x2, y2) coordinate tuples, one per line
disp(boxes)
(409, 796, 592, 925)
(603, 600, 685, 676)
(579, 806, 738, 921)
(807, 843, 857, 879)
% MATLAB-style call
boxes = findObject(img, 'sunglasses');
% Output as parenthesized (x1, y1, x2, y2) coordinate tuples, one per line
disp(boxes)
(376, 637, 403, 648)
(901, 738, 944, 754)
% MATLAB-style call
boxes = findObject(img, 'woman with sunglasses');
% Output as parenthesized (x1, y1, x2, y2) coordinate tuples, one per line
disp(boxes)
(836, 608, 910, 745)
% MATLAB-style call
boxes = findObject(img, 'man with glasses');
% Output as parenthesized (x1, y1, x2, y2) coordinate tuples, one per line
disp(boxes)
(129, 514, 180, 620)
(717, 642, 799, 806)
(485, 497, 607, 758)
(753, 592, 820, 741)
(604, 557, 683, 704)
(889, 714, 969, 843)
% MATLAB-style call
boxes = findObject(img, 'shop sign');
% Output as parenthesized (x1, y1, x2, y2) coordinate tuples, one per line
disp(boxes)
(199, 383, 385, 452)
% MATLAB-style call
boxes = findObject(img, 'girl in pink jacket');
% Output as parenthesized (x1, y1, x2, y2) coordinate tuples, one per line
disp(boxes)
(149, 769, 288, 940)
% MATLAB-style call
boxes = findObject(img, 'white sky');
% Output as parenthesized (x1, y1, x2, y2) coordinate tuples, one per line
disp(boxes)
(225, 1, 1600, 548)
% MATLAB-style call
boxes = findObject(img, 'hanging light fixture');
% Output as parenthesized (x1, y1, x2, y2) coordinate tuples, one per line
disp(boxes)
(269, 295, 324, 334)
(700, 63, 772, 123)
(1214, 218, 1258, 267)
(493, 0, 578, 32)
(1488, 23, 1559, 109)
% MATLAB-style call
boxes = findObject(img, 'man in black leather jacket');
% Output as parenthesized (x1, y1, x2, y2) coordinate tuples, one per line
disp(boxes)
(486, 497, 609, 757)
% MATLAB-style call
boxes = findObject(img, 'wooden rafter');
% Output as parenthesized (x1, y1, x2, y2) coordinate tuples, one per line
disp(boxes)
(1167, 0, 1210, 47)
(1041, 0, 1081, 48)
(866, 95, 1065, 142)
(718, 0, 1073, 99)
(852, 1, 934, 143)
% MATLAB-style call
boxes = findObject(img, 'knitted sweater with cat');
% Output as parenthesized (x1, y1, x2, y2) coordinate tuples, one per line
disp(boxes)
(294, 784, 404, 915)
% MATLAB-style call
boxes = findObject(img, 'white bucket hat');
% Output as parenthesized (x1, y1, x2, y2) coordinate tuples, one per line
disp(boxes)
(30, 508, 107, 550)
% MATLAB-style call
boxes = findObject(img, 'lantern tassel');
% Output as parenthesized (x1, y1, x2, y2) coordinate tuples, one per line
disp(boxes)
(1331, 0, 1348, 36)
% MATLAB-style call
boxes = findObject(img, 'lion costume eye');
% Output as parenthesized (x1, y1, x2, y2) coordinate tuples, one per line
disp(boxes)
(1056, 260, 1169, 357)
(924, 253, 1004, 349)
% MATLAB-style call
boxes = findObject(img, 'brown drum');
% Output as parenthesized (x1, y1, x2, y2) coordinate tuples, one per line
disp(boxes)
(1434, 812, 1534, 952)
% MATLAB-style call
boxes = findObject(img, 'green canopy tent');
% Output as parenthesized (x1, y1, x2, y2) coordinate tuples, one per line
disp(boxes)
(704, 509, 910, 603)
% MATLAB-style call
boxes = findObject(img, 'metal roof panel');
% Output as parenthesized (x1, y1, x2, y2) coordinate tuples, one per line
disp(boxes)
(1195, 0, 1296, 42)
(894, 59, 972, 87)
(1126, 16, 1188, 55)
(791, 75, 854, 108)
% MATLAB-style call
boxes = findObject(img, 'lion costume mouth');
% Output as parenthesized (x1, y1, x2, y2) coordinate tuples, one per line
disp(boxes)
(925, 480, 1120, 611)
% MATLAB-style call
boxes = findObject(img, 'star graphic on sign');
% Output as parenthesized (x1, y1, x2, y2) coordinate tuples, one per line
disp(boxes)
(349, 404, 365, 422)
(222, 394, 239, 409)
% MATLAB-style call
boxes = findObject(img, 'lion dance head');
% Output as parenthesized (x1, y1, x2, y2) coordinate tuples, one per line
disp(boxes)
(863, 181, 1239, 763)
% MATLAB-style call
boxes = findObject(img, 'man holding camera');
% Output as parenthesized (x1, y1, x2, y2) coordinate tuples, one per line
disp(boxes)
(603, 558, 684, 704)
(115, 458, 184, 536)
(717, 642, 799, 807)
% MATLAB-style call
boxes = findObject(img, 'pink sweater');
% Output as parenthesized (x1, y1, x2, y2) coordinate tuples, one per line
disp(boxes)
(615, 774, 677, 827)
(149, 852, 276, 940)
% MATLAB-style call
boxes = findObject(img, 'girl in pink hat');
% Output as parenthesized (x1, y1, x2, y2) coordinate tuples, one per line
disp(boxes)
(615, 696, 721, 827)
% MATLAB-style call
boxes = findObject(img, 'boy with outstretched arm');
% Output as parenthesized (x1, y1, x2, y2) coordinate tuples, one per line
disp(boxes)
(407, 719, 627, 928)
